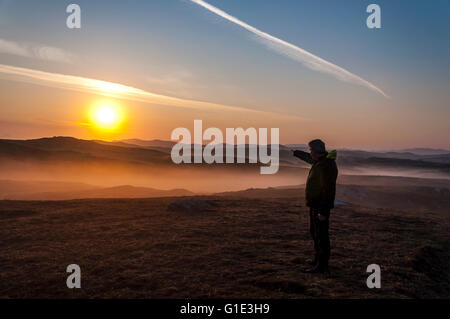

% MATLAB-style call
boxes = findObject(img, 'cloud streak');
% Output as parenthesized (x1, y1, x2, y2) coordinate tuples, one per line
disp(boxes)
(190, 0, 389, 98)
(0, 63, 303, 120)
(0, 38, 75, 63)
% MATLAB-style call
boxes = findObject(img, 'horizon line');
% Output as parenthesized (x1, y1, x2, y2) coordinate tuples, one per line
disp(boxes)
(1, 135, 448, 152)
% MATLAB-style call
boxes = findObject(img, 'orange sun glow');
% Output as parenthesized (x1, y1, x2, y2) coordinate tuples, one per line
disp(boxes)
(88, 101, 125, 133)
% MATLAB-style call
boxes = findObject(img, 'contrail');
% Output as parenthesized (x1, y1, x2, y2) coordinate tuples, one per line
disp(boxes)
(0, 63, 304, 120)
(190, 0, 389, 98)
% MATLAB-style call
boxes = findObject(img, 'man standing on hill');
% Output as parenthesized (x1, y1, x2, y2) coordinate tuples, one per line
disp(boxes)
(293, 139, 338, 273)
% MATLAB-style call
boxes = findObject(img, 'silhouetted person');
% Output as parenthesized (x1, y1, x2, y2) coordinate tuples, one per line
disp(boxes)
(293, 139, 338, 273)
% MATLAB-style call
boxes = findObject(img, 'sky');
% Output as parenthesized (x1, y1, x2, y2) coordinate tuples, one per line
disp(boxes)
(0, 0, 449, 149)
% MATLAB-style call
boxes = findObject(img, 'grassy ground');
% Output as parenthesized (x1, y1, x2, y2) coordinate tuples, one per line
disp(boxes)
(0, 193, 449, 298)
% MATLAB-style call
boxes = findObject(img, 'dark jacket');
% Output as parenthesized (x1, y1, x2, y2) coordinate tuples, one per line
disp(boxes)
(294, 150, 338, 216)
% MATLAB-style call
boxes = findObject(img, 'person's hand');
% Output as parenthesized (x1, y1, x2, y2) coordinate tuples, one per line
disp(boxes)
(318, 214, 328, 221)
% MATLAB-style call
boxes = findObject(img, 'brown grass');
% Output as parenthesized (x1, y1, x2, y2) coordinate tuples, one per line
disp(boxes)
(0, 193, 449, 298)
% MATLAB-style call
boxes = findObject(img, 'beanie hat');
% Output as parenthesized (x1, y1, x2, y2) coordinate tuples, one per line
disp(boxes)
(308, 139, 326, 154)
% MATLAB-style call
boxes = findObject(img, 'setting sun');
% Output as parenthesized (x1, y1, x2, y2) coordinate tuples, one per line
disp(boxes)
(87, 100, 125, 134)
(96, 106, 117, 126)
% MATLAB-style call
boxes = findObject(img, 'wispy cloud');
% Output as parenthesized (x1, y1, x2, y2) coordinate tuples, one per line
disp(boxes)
(145, 69, 206, 99)
(0, 63, 304, 120)
(0, 38, 29, 57)
(0, 38, 75, 63)
(190, 0, 389, 98)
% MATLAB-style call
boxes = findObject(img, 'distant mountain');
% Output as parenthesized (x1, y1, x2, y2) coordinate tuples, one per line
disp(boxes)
(0, 136, 170, 165)
(338, 156, 450, 173)
(0, 180, 193, 200)
(118, 139, 176, 149)
(396, 148, 450, 156)
(285, 144, 308, 150)
(0, 137, 449, 184)
(93, 140, 143, 149)
(0, 180, 97, 195)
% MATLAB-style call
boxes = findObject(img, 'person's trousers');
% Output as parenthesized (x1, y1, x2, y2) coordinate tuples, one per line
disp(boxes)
(309, 207, 331, 269)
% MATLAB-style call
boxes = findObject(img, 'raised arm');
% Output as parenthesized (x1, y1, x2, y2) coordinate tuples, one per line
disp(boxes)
(293, 150, 314, 164)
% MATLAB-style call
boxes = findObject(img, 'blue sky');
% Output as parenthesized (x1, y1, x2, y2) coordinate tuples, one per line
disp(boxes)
(0, 0, 449, 148)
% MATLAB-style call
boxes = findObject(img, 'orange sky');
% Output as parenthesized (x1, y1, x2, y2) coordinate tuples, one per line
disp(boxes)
(0, 1, 449, 149)
(0, 78, 447, 150)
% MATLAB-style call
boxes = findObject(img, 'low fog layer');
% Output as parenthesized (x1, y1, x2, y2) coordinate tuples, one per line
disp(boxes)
(0, 137, 449, 198)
